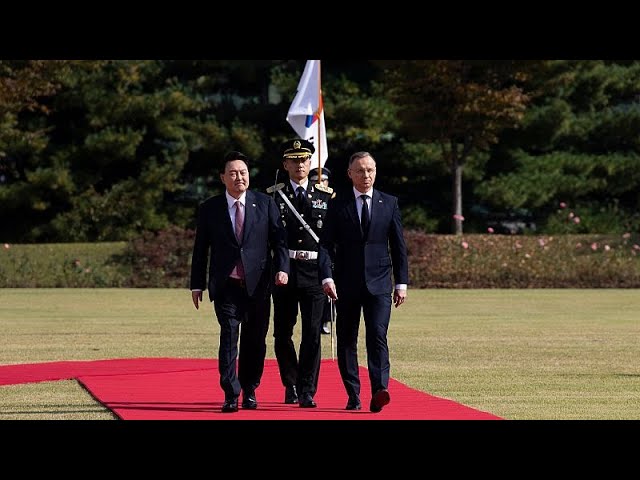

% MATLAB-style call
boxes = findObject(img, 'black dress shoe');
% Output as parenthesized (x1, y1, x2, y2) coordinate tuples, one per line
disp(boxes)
(221, 398, 238, 413)
(370, 388, 390, 413)
(299, 393, 317, 408)
(284, 385, 298, 404)
(345, 395, 361, 410)
(242, 391, 258, 409)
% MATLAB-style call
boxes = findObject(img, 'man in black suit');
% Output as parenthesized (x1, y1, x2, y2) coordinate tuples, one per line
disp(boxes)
(319, 151, 408, 413)
(309, 166, 335, 336)
(270, 139, 333, 408)
(190, 151, 289, 413)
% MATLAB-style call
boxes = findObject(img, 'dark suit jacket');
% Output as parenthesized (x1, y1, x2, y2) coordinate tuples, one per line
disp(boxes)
(319, 189, 408, 296)
(190, 190, 289, 300)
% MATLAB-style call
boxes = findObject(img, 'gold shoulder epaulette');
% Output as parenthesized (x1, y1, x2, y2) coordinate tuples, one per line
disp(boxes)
(267, 183, 285, 194)
(315, 184, 333, 195)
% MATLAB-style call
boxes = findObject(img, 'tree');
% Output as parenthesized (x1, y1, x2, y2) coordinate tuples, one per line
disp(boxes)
(0, 60, 70, 181)
(0, 60, 271, 241)
(0, 60, 68, 115)
(0, 61, 72, 240)
(478, 60, 640, 233)
(382, 60, 534, 234)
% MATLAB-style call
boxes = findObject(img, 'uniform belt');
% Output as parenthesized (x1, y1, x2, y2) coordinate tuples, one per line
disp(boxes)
(288, 249, 318, 260)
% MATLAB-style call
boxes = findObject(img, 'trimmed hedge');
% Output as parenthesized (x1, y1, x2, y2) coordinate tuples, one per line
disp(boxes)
(0, 242, 130, 288)
(405, 230, 640, 288)
(118, 225, 196, 288)
(1, 229, 639, 288)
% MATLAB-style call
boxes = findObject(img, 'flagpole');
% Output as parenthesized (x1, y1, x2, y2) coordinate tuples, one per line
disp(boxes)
(317, 60, 322, 182)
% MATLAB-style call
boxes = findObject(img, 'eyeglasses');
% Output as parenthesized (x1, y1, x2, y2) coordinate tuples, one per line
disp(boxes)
(350, 168, 376, 177)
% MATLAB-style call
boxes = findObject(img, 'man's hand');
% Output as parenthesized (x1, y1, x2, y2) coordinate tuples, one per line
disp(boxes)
(192, 290, 202, 310)
(275, 271, 289, 286)
(393, 288, 406, 308)
(323, 281, 338, 301)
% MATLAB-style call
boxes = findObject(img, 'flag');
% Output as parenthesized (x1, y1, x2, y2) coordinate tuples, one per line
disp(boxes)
(286, 60, 328, 169)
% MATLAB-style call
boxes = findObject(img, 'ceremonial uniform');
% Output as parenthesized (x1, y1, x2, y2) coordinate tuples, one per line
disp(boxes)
(270, 139, 333, 407)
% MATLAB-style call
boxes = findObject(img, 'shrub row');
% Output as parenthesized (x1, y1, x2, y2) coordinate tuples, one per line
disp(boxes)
(0, 242, 130, 288)
(405, 230, 640, 288)
(1, 228, 639, 288)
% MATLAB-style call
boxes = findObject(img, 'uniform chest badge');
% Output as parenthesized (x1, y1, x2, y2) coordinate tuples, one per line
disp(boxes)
(311, 198, 328, 210)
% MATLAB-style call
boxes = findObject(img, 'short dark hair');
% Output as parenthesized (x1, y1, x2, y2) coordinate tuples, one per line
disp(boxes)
(221, 151, 249, 173)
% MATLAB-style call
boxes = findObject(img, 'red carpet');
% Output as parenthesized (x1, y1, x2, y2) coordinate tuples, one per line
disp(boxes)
(0, 358, 501, 420)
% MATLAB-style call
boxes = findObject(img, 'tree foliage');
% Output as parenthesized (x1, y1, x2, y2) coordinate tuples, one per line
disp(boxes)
(478, 60, 640, 233)
(1, 60, 269, 241)
(381, 60, 536, 233)
(2, 60, 640, 242)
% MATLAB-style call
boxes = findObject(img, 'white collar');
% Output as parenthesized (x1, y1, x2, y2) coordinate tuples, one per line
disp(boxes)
(226, 191, 247, 209)
(353, 186, 373, 198)
(290, 179, 309, 191)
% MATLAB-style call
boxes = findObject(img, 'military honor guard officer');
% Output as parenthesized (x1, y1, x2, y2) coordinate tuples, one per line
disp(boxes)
(268, 139, 334, 408)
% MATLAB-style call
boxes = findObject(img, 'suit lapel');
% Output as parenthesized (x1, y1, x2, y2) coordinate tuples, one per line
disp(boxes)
(369, 189, 383, 233)
(242, 190, 256, 243)
(217, 195, 237, 244)
(345, 191, 360, 232)
(284, 182, 296, 209)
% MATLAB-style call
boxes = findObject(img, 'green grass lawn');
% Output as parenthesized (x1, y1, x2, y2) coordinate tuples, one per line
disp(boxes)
(1, 288, 639, 419)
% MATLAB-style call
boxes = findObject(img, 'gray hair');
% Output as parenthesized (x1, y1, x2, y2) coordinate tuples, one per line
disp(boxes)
(348, 151, 375, 167)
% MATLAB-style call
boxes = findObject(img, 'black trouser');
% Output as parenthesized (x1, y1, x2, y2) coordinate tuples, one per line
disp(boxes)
(335, 285, 392, 398)
(214, 280, 271, 400)
(273, 282, 325, 396)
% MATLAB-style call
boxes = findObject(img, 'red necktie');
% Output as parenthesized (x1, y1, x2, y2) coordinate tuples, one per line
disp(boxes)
(235, 201, 245, 278)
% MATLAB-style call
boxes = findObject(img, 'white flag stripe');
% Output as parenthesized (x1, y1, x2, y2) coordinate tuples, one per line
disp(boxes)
(286, 60, 328, 169)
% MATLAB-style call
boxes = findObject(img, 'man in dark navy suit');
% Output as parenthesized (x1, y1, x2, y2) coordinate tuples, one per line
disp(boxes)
(319, 151, 408, 413)
(190, 151, 289, 413)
